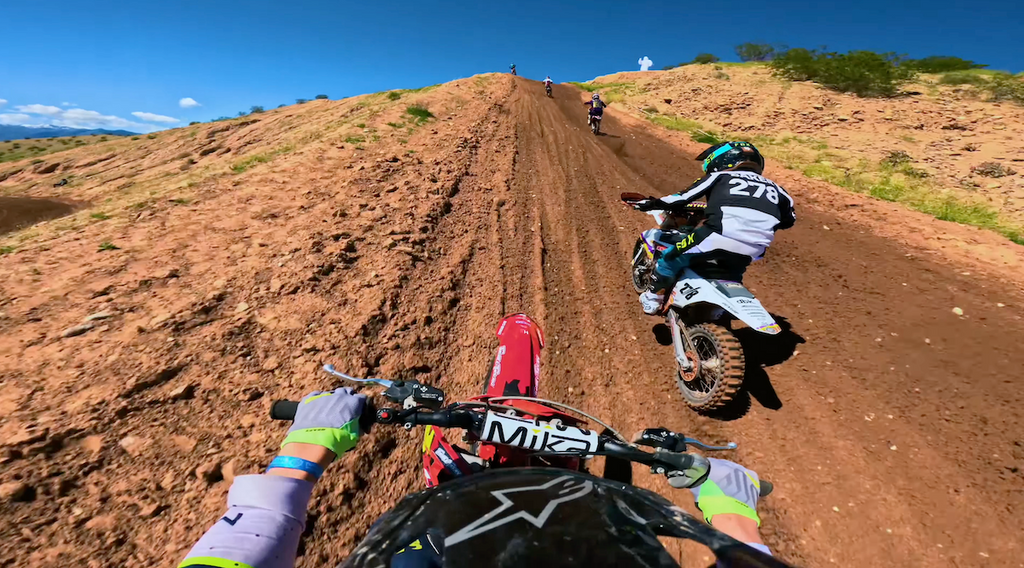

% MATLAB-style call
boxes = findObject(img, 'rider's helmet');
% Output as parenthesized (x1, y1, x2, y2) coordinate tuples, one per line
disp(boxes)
(592, 93, 600, 100)
(696, 141, 765, 175)
(340, 469, 783, 568)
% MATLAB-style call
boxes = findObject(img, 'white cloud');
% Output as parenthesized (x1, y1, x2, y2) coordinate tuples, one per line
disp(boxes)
(2, 103, 162, 133)
(0, 113, 34, 126)
(16, 104, 63, 116)
(179, 97, 201, 109)
(0, 99, 7, 107)
(61, 102, 77, 107)
(131, 111, 179, 123)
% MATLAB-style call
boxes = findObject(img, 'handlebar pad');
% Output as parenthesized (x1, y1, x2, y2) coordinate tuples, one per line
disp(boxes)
(269, 400, 299, 421)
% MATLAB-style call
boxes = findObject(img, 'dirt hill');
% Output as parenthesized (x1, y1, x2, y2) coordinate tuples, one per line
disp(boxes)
(582, 64, 1024, 238)
(1, 74, 1022, 567)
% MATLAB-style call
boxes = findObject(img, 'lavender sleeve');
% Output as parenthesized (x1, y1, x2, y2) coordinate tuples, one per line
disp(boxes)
(178, 474, 315, 568)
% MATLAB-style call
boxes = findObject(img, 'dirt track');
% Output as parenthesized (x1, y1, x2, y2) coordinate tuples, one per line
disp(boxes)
(1, 75, 1022, 567)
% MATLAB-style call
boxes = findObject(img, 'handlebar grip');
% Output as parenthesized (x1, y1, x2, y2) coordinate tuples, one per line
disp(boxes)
(759, 479, 773, 498)
(270, 400, 299, 421)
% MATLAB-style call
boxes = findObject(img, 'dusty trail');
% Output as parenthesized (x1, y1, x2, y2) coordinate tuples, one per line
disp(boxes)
(1, 74, 1020, 567)
(498, 78, 1024, 567)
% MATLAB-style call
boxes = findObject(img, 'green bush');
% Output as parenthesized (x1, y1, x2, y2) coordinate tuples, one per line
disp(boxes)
(315, 94, 329, 100)
(908, 56, 986, 73)
(250, 106, 264, 114)
(692, 53, 720, 64)
(296, 99, 309, 104)
(189, 121, 200, 125)
(387, 92, 401, 101)
(406, 105, 434, 120)
(771, 49, 917, 97)
(939, 72, 989, 86)
(985, 74, 1024, 104)
(735, 43, 778, 62)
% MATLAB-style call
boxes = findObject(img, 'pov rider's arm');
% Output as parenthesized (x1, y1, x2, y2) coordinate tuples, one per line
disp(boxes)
(178, 388, 365, 568)
(691, 458, 772, 557)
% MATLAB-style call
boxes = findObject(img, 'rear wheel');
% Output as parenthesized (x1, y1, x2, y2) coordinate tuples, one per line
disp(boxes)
(631, 238, 653, 294)
(674, 322, 744, 411)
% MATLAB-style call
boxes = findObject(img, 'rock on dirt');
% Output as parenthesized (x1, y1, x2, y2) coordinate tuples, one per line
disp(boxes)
(60, 323, 96, 338)
(81, 435, 103, 454)
(84, 515, 117, 531)
(0, 481, 34, 503)
(84, 311, 115, 322)
(118, 436, 152, 457)
(195, 460, 223, 484)
(170, 435, 197, 453)
(167, 383, 196, 401)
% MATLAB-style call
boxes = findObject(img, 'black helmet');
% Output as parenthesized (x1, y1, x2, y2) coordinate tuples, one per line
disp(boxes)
(340, 469, 789, 567)
(696, 141, 764, 175)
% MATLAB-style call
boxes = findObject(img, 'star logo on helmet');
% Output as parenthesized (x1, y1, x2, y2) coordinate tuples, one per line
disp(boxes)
(444, 476, 594, 546)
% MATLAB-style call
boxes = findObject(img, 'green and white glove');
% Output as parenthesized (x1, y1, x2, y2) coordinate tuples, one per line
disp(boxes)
(282, 388, 366, 457)
(689, 458, 763, 526)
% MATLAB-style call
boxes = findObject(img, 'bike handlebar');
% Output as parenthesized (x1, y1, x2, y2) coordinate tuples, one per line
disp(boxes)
(267, 400, 772, 496)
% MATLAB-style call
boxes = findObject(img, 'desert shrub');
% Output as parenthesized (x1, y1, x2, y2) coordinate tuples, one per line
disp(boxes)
(387, 91, 401, 101)
(972, 162, 1017, 178)
(406, 105, 434, 120)
(939, 72, 988, 86)
(296, 99, 309, 104)
(692, 53, 720, 64)
(250, 106, 264, 114)
(771, 48, 917, 97)
(189, 121, 200, 125)
(908, 56, 986, 73)
(315, 94, 329, 100)
(985, 74, 1024, 104)
(735, 43, 778, 62)
(277, 104, 287, 108)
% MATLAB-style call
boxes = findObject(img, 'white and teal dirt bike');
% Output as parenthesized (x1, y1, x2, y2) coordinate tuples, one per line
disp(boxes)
(622, 192, 782, 412)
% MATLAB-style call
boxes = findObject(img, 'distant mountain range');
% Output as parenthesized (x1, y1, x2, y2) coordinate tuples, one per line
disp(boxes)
(0, 125, 139, 142)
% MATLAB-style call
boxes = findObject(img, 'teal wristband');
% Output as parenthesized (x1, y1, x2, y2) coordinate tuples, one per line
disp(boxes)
(266, 456, 324, 479)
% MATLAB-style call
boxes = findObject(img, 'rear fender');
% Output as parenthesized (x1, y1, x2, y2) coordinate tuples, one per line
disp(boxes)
(670, 272, 780, 335)
(485, 314, 544, 398)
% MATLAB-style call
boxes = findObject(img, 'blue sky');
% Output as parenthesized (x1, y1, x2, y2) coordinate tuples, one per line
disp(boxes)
(0, 0, 1020, 133)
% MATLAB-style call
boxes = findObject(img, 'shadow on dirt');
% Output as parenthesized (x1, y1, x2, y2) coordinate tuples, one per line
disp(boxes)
(707, 315, 804, 421)
(0, 196, 80, 237)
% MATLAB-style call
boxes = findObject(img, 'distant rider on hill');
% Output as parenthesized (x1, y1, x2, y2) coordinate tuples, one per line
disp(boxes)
(544, 76, 553, 95)
(637, 141, 796, 315)
(510, 63, 517, 76)
(584, 93, 607, 123)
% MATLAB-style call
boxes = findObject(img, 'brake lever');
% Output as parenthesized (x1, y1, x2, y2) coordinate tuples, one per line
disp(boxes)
(323, 364, 394, 388)
(683, 437, 737, 451)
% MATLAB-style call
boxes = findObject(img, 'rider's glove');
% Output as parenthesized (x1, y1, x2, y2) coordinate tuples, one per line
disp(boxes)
(281, 388, 366, 458)
(689, 458, 763, 526)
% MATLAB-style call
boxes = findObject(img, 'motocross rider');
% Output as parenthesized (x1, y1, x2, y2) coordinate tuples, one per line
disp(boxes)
(178, 388, 782, 568)
(545, 76, 554, 93)
(510, 63, 517, 76)
(638, 141, 796, 315)
(584, 93, 607, 124)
